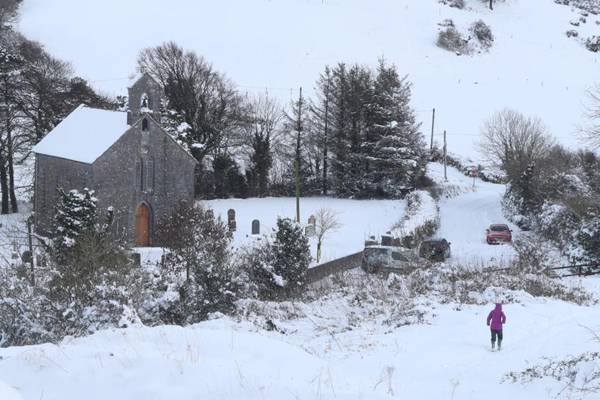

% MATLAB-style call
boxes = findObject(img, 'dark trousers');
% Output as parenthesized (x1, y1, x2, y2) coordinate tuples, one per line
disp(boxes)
(491, 329, 503, 343)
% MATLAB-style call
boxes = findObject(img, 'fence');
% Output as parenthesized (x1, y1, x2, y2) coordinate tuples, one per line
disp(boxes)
(305, 251, 363, 284)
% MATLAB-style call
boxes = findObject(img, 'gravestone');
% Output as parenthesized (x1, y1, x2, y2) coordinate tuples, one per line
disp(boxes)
(227, 209, 236, 232)
(305, 214, 316, 237)
(252, 219, 260, 235)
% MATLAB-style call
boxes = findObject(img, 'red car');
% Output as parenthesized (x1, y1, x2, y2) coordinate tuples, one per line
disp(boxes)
(486, 224, 512, 244)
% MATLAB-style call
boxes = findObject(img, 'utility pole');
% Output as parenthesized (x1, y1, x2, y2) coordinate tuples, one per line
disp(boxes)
(443, 130, 448, 182)
(489, 0, 493, 10)
(295, 87, 303, 223)
(430, 108, 436, 150)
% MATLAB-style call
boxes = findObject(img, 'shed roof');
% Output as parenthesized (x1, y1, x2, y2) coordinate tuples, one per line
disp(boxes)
(32, 105, 129, 164)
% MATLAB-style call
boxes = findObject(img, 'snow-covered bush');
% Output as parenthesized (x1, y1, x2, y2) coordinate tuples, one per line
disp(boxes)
(242, 217, 311, 300)
(0, 268, 54, 347)
(155, 202, 241, 323)
(575, 208, 600, 263)
(512, 233, 561, 274)
(391, 190, 440, 248)
(505, 351, 600, 396)
(470, 20, 494, 48)
(439, 0, 465, 9)
(586, 35, 600, 52)
(46, 228, 143, 336)
(437, 25, 469, 54)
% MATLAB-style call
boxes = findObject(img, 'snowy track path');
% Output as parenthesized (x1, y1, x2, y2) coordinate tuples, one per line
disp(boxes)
(429, 163, 518, 265)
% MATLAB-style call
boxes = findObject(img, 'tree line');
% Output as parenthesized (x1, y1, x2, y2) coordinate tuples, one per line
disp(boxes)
(0, 1, 114, 214)
(138, 42, 428, 200)
(478, 98, 600, 265)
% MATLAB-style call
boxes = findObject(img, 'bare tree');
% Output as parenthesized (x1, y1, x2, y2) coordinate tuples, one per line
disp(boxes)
(582, 84, 600, 149)
(479, 109, 554, 181)
(137, 42, 243, 169)
(314, 208, 342, 263)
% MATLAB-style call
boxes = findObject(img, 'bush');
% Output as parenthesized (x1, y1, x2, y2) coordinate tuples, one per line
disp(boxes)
(439, 0, 465, 9)
(155, 202, 241, 323)
(586, 35, 600, 52)
(437, 25, 469, 54)
(470, 20, 494, 48)
(243, 217, 311, 300)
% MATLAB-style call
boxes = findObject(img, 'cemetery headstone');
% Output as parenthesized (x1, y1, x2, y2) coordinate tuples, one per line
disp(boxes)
(227, 209, 236, 232)
(252, 219, 260, 235)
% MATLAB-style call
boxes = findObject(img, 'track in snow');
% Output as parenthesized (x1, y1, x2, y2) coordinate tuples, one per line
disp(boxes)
(429, 163, 518, 265)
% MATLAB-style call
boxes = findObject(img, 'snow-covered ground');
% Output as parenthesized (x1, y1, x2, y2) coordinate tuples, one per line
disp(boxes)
(203, 197, 405, 264)
(428, 162, 518, 265)
(17, 0, 600, 158)
(1, 274, 599, 400)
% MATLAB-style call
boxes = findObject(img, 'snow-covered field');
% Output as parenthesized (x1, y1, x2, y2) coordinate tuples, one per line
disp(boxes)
(203, 197, 405, 264)
(1, 274, 599, 400)
(17, 0, 600, 158)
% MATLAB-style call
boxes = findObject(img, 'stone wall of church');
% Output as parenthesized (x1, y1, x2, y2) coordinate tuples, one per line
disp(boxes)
(34, 154, 93, 235)
(93, 116, 196, 245)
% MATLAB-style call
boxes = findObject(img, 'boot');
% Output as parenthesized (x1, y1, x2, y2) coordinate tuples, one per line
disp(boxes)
(491, 341, 495, 350)
(498, 341, 502, 351)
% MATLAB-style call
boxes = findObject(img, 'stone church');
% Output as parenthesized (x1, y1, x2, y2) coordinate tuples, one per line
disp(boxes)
(33, 74, 197, 246)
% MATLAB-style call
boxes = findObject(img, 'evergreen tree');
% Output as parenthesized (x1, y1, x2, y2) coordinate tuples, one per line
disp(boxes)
(52, 188, 98, 257)
(211, 153, 248, 199)
(365, 60, 426, 197)
(156, 203, 240, 322)
(271, 217, 311, 295)
(310, 67, 334, 194)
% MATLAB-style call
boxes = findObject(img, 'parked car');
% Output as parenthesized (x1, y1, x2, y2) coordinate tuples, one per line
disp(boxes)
(418, 238, 451, 261)
(361, 245, 419, 273)
(486, 224, 512, 244)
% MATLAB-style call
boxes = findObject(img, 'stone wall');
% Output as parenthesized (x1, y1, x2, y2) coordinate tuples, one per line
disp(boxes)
(305, 251, 363, 284)
(34, 154, 92, 235)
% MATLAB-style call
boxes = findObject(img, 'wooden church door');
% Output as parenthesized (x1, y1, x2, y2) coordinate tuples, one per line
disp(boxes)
(135, 203, 151, 246)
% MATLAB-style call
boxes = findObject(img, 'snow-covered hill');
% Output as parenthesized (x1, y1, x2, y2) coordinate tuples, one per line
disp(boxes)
(1, 275, 599, 399)
(17, 0, 600, 158)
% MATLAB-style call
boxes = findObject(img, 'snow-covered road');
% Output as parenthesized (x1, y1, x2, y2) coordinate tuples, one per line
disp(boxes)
(429, 163, 518, 265)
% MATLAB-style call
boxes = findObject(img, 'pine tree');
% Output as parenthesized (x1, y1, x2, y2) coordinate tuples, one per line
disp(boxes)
(52, 188, 98, 256)
(271, 217, 311, 295)
(365, 60, 426, 197)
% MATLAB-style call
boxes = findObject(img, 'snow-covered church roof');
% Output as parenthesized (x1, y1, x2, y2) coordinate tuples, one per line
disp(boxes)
(32, 104, 129, 164)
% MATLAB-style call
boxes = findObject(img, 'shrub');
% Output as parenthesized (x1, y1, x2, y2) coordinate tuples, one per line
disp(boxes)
(470, 20, 494, 48)
(243, 218, 311, 300)
(155, 202, 241, 323)
(586, 36, 600, 52)
(437, 25, 469, 54)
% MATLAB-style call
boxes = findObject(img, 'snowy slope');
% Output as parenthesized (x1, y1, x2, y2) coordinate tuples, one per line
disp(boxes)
(1, 282, 599, 399)
(18, 0, 600, 158)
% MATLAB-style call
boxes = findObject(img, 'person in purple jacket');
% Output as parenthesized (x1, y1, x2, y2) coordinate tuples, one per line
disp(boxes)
(486, 303, 506, 350)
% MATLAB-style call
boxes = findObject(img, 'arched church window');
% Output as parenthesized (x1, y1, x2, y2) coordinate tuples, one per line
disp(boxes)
(140, 93, 150, 109)
(142, 118, 149, 131)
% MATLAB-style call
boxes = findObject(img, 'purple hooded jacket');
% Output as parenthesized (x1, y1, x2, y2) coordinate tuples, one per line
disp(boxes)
(487, 303, 506, 331)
